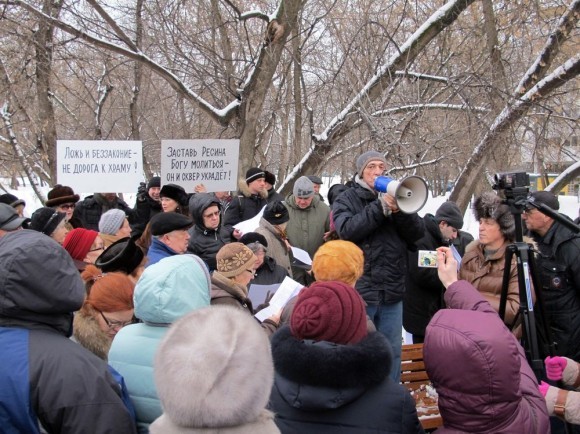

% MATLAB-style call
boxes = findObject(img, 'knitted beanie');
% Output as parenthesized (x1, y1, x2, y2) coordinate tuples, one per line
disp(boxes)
(152, 306, 275, 431)
(290, 280, 367, 345)
(264, 170, 276, 186)
(293, 176, 315, 198)
(473, 192, 515, 242)
(29, 207, 66, 236)
(98, 209, 126, 235)
(0, 193, 25, 208)
(160, 184, 188, 206)
(245, 167, 266, 184)
(216, 243, 257, 278)
(63, 228, 99, 260)
(263, 200, 289, 225)
(45, 184, 80, 207)
(355, 151, 387, 177)
(311, 240, 364, 286)
(147, 176, 161, 189)
(435, 201, 464, 230)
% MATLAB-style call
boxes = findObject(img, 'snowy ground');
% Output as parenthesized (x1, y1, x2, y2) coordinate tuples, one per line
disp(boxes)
(1, 177, 579, 240)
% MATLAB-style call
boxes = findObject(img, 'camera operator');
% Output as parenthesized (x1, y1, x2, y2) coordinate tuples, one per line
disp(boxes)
(523, 191, 580, 363)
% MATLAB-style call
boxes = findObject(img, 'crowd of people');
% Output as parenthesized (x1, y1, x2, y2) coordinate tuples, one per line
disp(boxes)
(0, 151, 579, 433)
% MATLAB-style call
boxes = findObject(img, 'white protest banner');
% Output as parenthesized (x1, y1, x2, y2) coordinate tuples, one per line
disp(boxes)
(161, 139, 239, 192)
(57, 140, 143, 193)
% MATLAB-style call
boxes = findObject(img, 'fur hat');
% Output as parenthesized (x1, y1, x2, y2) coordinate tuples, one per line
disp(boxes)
(98, 209, 126, 235)
(29, 207, 66, 236)
(291, 281, 368, 345)
(356, 151, 387, 177)
(151, 306, 276, 432)
(147, 176, 161, 189)
(311, 240, 364, 287)
(529, 191, 559, 211)
(264, 170, 276, 186)
(435, 201, 464, 230)
(263, 200, 289, 225)
(63, 228, 99, 260)
(45, 185, 80, 207)
(473, 192, 515, 242)
(216, 243, 257, 278)
(95, 237, 144, 275)
(160, 183, 188, 206)
(293, 176, 315, 198)
(245, 167, 266, 184)
(0, 193, 25, 208)
(149, 212, 193, 236)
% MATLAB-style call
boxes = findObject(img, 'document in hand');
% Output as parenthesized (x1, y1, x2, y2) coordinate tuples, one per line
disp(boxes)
(254, 276, 303, 322)
(233, 205, 266, 234)
(248, 282, 281, 308)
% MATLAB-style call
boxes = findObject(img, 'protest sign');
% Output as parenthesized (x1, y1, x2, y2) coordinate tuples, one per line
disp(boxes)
(160, 139, 239, 192)
(57, 140, 143, 193)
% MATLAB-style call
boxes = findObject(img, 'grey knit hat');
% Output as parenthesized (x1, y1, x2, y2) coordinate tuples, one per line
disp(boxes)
(293, 176, 315, 198)
(98, 209, 126, 235)
(435, 202, 464, 230)
(473, 192, 515, 242)
(355, 151, 387, 177)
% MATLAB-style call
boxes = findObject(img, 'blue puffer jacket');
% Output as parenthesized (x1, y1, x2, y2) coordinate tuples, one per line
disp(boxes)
(146, 237, 178, 267)
(108, 254, 211, 432)
(332, 178, 424, 305)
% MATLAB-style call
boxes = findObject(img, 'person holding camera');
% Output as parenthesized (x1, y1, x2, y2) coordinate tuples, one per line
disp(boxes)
(403, 201, 464, 344)
(332, 150, 424, 382)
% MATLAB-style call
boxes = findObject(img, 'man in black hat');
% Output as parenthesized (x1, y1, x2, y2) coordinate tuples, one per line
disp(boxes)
(73, 192, 133, 232)
(307, 175, 325, 203)
(523, 190, 580, 362)
(404, 201, 465, 343)
(0, 203, 29, 238)
(146, 212, 193, 267)
(131, 176, 162, 238)
(223, 167, 268, 240)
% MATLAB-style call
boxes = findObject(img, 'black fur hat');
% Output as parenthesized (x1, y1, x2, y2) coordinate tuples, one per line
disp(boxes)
(473, 192, 515, 242)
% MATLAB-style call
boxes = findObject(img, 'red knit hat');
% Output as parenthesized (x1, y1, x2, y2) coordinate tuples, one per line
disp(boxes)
(290, 281, 367, 345)
(63, 228, 99, 261)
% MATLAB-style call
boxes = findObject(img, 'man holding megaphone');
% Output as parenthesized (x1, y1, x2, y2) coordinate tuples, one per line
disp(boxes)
(332, 150, 425, 383)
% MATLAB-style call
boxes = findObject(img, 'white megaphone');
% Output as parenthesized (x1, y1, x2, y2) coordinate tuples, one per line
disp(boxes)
(373, 175, 428, 214)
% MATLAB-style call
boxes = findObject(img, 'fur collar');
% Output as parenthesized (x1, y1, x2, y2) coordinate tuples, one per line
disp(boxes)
(271, 326, 391, 388)
(211, 271, 248, 299)
(238, 179, 268, 200)
(72, 308, 112, 360)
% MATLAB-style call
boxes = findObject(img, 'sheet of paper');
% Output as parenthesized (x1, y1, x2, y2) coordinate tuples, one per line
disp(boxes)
(254, 276, 304, 322)
(248, 283, 281, 308)
(450, 244, 462, 270)
(233, 205, 266, 234)
(291, 246, 312, 266)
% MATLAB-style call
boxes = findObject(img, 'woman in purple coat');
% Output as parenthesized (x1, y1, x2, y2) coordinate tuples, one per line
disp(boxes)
(423, 247, 549, 434)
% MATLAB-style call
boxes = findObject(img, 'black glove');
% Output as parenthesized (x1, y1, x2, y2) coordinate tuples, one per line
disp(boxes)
(137, 182, 147, 196)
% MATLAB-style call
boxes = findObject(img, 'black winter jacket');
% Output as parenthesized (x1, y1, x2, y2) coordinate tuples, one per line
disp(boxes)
(332, 180, 424, 304)
(187, 194, 229, 271)
(268, 326, 424, 434)
(73, 194, 133, 231)
(530, 219, 580, 361)
(252, 256, 289, 286)
(223, 180, 268, 239)
(131, 193, 161, 238)
(403, 214, 446, 338)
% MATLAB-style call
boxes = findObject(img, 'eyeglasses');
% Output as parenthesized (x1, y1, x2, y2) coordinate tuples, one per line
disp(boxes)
(59, 204, 75, 210)
(245, 269, 256, 277)
(203, 210, 220, 219)
(523, 208, 537, 215)
(89, 246, 104, 253)
(98, 310, 135, 330)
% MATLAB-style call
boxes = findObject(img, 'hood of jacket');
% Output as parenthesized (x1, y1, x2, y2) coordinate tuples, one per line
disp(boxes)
(270, 326, 392, 411)
(135, 254, 211, 324)
(238, 179, 268, 200)
(189, 193, 221, 230)
(424, 308, 526, 432)
(0, 230, 85, 336)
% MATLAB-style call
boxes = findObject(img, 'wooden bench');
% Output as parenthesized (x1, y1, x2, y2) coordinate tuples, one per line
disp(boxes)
(401, 343, 443, 431)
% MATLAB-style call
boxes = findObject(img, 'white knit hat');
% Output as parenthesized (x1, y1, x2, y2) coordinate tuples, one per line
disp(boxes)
(98, 209, 126, 235)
